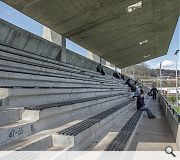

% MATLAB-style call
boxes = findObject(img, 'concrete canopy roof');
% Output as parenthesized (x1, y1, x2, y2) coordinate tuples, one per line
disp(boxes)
(3, 0, 180, 68)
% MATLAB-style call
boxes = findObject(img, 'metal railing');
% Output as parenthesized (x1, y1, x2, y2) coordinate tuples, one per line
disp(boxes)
(158, 93, 180, 123)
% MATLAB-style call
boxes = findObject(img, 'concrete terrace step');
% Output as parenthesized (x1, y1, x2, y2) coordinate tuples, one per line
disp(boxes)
(52, 99, 135, 150)
(21, 94, 132, 134)
(85, 106, 137, 151)
(0, 57, 120, 84)
(0, 44, 116, 81)
(22, 93, 130, 121)
(1, 88, 127, 107)
(105, 110, 144, 151)
(0, 47, 88, 75)
(1, 98, 134, 151)
(0, 96, 134, 151)
(47, 146, 65, 151)
(0, 70, 99, 85)
(0, 120, 34, 146)
(57, 99, 134, 136)
(0, 109, 22, 124)
(0, 121, 81, 151)
(24, 92, 131, 110)
(0, 71, 122, 88)
(0, 46, 116, 81)
(0, 93, 131, 146)
(0, 59, 119, 85)
(0, 87, 126, 97)
(0, 134, 53, 151)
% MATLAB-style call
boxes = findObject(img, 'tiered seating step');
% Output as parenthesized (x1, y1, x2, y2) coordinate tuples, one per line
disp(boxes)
(105, 110, 143, 151)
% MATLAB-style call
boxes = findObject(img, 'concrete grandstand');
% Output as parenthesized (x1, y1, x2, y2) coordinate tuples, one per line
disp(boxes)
(0, 0, 179, 151)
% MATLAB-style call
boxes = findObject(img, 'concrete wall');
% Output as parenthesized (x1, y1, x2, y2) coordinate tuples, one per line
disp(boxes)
(0, 19, 61, 60)
(158, 95, 180, 150)
(65, 49, 114, 76)
(0, 19, 115, 76)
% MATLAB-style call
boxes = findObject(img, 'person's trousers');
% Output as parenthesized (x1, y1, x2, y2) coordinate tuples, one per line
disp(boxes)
(153, 93, 156, 100)
(140, 107, 154, 118)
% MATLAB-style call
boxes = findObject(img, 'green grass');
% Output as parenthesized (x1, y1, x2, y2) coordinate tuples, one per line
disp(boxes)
(166, 96, 180, 114)
(174, 107, 180, 114)
(166, 96, 178, 104)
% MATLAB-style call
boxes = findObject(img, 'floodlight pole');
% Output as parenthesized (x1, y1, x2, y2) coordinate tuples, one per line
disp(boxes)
(175, 50, 179, 107)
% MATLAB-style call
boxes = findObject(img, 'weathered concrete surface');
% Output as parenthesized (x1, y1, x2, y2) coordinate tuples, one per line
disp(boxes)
(32, 95, 129, 132)
(0, 20, 115, 75)
(0, 120, 34, 146)
(129, 98, 178, 151)
(85, 106, 137, 151)
(0, 19, 61, 60)
(2, 0, 179, 67)
(0, 95, 129, 147)
(42, 26, 62, 46)
(0, 70, 120, 91)
(52, 102, 134, 151)
(21, 94, 126, 121)
(65, 49, 114, 75)
(0, 43, 116, 80)
(0, 98, 134, 151)
(0, 109, 22, 124)
(0, 120, 81, 151)
(2, 88, 123, 107)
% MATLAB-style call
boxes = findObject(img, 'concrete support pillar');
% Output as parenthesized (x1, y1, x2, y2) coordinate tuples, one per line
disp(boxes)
(115, 66, 117, 72)
(100, 57, 102, 65)
(61, 37, 66, 62)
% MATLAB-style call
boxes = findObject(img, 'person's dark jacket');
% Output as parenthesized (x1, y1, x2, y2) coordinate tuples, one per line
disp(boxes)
(125, 79, 132, 87)
(101, 69, 105, 76)
(97, 65, 101, 72)
(121, 74, 125, 80)
(131, 84, 136, 92)
(137, 95, 145, 110)
(125, 79, 130, 85)
(151, 87, 158, 95)
(140, 88, 144, 94)
(113, 72, 117, 78)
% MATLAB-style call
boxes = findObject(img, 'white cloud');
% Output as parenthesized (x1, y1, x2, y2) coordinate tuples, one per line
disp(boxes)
(155, 60, 176, 70)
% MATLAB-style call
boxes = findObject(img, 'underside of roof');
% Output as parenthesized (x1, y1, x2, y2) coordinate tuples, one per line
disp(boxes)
(3, 0, 180, 68)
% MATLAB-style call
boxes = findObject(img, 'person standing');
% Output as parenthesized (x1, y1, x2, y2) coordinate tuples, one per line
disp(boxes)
(139, 86, 144, 94)
(151, 86, 158, 100)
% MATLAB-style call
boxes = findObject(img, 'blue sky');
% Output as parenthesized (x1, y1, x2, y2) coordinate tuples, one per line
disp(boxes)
(146, 17, 180, 70)
(0, 1, 179, 70)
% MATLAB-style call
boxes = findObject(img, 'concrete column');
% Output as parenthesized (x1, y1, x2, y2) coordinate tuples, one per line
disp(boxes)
(115, 66, 117, 72)
(61, 37, 66, 62)
(160, 62, 162, 93)
(100, 57, 102, 65)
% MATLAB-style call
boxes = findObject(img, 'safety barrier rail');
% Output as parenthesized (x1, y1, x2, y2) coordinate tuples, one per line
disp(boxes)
(158, 93, 180, 123)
